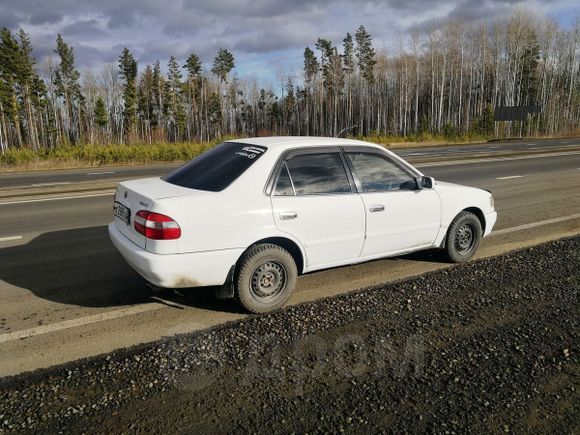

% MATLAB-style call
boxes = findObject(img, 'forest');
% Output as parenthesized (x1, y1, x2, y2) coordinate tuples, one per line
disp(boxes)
(0, 10, 578, 154)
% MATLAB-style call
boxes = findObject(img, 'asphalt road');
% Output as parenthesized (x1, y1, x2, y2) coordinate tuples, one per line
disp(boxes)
(394, 136, 580, 158)
(0, 136, 578, 189)
(0, 149, 579, 376)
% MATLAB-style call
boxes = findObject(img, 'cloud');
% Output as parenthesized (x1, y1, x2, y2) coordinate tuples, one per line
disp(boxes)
(0, 0, 576, 84)
(183, 0, 336, 18)
(60, 19, 108, 38)
(29, 11, 63, 26)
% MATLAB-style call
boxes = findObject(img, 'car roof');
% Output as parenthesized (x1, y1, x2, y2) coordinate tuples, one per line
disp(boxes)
(225, 136, 384, 150)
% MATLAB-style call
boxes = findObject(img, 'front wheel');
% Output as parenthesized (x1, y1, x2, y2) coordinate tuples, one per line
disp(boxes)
(234, 243, 298, 313)
(444, 211, 482, 263)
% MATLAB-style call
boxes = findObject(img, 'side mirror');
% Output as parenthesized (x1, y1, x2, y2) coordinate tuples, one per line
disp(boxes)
(416, 176, 434, 189)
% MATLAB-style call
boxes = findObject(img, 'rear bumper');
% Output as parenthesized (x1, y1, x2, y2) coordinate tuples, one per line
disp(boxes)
(108, 223, 243, 288)
(483, 211, 498, 237)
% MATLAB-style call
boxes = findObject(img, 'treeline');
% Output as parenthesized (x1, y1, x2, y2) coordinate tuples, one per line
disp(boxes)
(0, 10, 578, 152)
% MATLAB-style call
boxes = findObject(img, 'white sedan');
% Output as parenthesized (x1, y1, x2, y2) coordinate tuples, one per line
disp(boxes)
(109, 137, 497, 313)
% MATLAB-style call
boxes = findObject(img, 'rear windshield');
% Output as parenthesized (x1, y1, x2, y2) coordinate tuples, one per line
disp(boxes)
(163, 142, 267, 191)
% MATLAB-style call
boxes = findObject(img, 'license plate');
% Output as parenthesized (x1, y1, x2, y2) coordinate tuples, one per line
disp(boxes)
(113, 201, 131, 225)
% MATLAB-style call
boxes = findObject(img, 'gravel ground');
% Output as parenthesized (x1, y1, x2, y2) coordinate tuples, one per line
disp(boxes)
(1, 237, 578, 434)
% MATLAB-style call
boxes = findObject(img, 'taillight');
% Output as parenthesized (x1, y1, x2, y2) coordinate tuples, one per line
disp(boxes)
(134, 210, 181, 240)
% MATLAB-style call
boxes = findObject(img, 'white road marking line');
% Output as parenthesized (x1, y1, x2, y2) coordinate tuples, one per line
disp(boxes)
(30, 182, 71, 187)
(525, 143, 537, 146)
(0, 191, 114, 205)
(0, 213, 577, 343)
(87, 171, 116, 175)
(496, 175, 525, 180)
(416, 150, 580, 168)
(491, 214, 580, 236)
(2, 150, 578, 204)
(0, 235, 22, 242)
(0, 303, 165, 343)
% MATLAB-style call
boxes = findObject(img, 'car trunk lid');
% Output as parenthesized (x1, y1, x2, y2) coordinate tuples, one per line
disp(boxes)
(113, 177, 198, 249)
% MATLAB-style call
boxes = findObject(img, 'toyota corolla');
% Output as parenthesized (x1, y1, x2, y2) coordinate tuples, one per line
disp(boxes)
(109, 137, 497, 313)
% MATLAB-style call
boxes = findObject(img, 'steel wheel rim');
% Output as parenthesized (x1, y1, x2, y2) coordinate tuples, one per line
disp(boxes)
(455, 223, 475, 253)
(250, 261, 287, 300)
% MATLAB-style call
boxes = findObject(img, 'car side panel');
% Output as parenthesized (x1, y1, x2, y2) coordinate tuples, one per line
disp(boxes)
(156, 191, 275, 253)
(109, 223, 242, 287)
(432, 182, 496, 246)
(271, 194, 366, 270)
(359, 189, 442, 256)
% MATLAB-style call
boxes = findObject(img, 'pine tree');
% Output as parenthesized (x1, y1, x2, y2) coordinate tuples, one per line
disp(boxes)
(16, 29, 43, 148)
(93, 97, 108, 127)
(151, 60, 165, 129)
(207, 92, 222, 130)
(303, 47, 319, 83)
(183, 53, 202, 140)
(54, 34, 84, 144)
(342, 33, 355, 130)
(184, 53, 202, 78)
(118, 47, 138, 140)
(211, 48, 235, 82)
(167, 56, 185, 140)
(315, 38, 333, 66)
(342, 33, 355, 73)
(322, 47, 344, 90)
(0, 28, 22, 147)
(138, 64, 154, 133)
(355, 25, 376, 83)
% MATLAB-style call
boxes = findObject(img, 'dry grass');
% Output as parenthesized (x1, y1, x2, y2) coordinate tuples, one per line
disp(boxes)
(361, 132, 491, 149)
(0, 141, 215, 172)
(1, 132, 576, 172)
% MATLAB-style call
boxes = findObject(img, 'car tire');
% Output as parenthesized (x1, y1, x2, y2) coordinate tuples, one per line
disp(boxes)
(445, 211, 482, 263)
(234, 243, 298, 313)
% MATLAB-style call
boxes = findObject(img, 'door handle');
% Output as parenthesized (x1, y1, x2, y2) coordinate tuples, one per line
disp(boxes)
(279, 211, 298, 220)
(369, 205, 385, 213)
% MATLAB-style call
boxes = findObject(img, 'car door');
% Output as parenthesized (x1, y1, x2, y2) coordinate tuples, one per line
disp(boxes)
(344, 149, 442, 258)
(270, 149, 366, 271)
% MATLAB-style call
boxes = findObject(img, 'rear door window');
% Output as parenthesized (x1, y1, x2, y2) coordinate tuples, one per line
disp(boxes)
(163, 142, 267, 191)
(285, 153, 352, 195)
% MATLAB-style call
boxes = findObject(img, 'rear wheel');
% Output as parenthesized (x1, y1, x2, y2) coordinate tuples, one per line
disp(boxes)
(234, 243, 297, 313)
(445, 211, 482, 263)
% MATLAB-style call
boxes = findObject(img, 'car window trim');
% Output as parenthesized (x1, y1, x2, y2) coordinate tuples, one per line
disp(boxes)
(272, 162, 296, 196)
(342, 147, 420, 193)
(342, 146, 421, 175)
(285, 162, 297, 196)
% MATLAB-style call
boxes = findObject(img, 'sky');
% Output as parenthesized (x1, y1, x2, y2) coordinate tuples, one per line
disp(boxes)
(1, 0, 578, 87)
